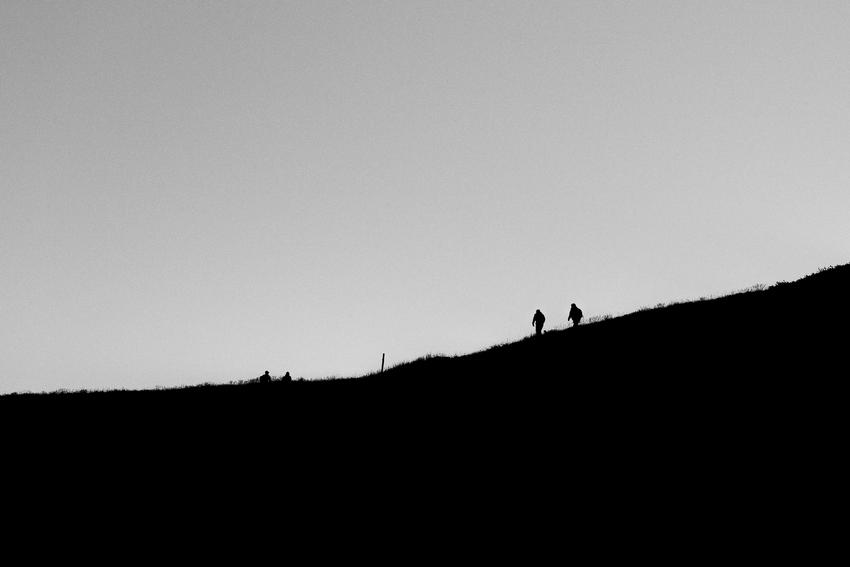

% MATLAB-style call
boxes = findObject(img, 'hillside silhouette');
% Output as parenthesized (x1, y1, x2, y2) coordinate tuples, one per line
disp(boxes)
(5, 263, 845, 542)
(5, 262, 846, 424)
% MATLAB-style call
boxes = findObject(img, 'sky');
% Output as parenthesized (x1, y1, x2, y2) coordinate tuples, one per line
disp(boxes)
(2, 1, 849, 394)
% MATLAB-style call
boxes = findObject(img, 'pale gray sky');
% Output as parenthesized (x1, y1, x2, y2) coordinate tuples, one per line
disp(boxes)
(2, 1, 848, 393)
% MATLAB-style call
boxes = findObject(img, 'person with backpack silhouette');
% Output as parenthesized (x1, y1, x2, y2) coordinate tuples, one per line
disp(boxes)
(532, 309, 546, 336)
(568, 303, 583, 327)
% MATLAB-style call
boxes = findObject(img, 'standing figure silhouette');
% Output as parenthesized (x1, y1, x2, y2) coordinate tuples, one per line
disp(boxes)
(532, 309, 546, 336)
(568, 303, 583, 327)
(260, 370, 271, 384)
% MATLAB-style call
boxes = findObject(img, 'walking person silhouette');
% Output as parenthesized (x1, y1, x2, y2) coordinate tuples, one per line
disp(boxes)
(568, 303, 583, 327)
(532, 309, 546, 336)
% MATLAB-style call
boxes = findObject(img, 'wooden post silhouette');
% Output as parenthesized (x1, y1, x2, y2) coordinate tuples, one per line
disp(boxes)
(381, 353, 385, 373)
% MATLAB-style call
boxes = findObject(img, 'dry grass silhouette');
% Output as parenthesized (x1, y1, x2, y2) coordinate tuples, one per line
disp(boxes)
(3, 262, 847, 411)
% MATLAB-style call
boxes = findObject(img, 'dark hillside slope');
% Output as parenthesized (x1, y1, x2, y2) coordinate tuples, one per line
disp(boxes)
(4, 263, 847, 431)
(361, 262, 847, 396)
(0, 264, 850, 422)
(4, 264, 845, 531)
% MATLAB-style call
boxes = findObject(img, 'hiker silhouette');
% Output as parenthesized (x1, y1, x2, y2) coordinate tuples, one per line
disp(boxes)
(282, 371, 292, 383)
(532, 309, 546, 336)
(568, 303, 583, 327)
(260, 370, 271, 384)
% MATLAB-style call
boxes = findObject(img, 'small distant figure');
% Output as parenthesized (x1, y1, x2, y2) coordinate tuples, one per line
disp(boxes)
(568, 303, 583, 327)
(532, 309, 546, 336)
(282, 371, 292, 383)
(260, 370, 271, 384)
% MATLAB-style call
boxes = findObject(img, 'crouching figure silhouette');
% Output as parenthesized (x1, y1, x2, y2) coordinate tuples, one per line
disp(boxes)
(568, 303, 583, 327)
(532, 309, 546, 336)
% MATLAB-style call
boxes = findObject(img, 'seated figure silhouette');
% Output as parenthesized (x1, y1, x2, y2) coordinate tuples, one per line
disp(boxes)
(568, 303, 583, 327)
(260, 370, 271, 384)
(282, 371, 292, 383)
(532, 309, 546, 336)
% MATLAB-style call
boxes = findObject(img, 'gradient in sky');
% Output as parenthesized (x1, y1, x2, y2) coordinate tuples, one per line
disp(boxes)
(2, 1, 849, 394)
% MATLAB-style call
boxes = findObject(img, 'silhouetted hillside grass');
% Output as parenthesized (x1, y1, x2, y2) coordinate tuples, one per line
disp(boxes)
(5, 263, 846, 430)
(6, 264, 845, 542)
